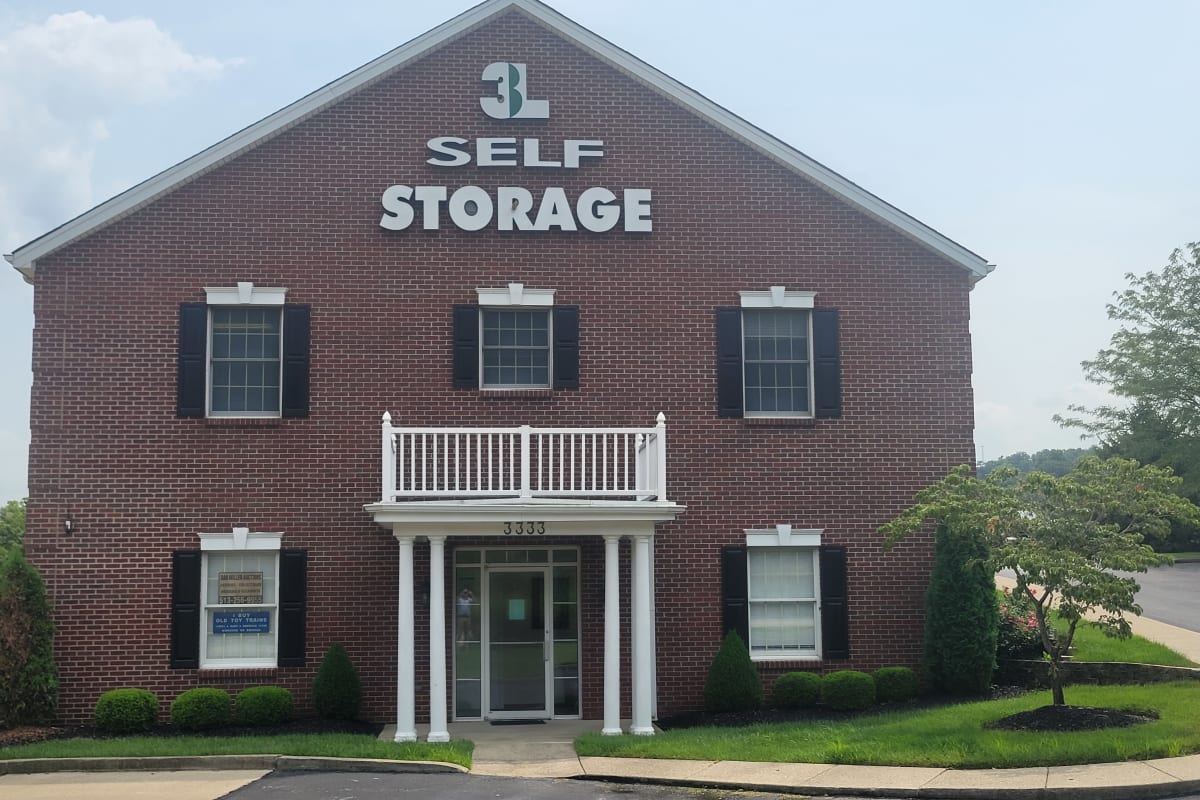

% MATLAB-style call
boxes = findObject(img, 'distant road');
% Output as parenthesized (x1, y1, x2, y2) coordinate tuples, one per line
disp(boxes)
(1131, 561, 1200, 633)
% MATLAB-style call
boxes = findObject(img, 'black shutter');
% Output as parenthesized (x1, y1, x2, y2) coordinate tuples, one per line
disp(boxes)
(278, 549, 307, 667)
(452, 305, 479, 388)
(177, 304, 207, 417)
(813, 308, 841, 418)
(716, 307, 744, 418)
(170, 550, 202, 668)
(720, 545, 750, 645)
(552, 305, 580, 390)
(281, 304, 311, 418)
(820, 545, 850, 660)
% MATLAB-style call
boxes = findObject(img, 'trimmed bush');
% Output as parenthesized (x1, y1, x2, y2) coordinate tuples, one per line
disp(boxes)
(235, 686, 294, 727)
(924, 524, 999, 695)
(771, 671, 821, 710)
(170, 687, 232, 731)
(997, 590, 1045, 660)
(0, 550, 57, 727)
(313, 643, 362, 720)
(820, 670, 876, 711)
(873, 666, 919, 704)
(703, 631, 762, 713)
(94, 688, 158, 734)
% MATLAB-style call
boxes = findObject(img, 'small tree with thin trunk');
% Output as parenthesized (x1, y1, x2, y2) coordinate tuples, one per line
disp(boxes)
(0, 549, 57, 726)
(882, 457, 1198, 705)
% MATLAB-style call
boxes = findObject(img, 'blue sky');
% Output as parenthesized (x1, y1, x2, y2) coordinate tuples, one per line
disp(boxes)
(2, 1, 1199, 502)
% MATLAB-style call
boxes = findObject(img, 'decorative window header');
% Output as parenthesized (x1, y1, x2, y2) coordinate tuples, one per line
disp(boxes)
(199, 526, 283, 551)
(476, 282, 555, 307)
(745, 524, 822, 548)
(205, 282, 288, 306)
(739, 287, 816, 309)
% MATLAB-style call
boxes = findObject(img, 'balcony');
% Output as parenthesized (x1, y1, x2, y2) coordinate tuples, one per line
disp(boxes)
(379, 413, 669, 504)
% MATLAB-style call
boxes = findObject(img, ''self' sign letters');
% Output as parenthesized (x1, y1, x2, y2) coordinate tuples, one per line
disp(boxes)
(380, 62, 652, 234)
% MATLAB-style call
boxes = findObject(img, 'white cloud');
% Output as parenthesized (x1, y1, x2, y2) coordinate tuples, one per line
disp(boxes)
(0, 12, 235, 251)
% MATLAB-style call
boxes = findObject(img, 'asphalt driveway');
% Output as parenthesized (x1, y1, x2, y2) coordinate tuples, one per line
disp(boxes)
(1133, 561, 1200, 633)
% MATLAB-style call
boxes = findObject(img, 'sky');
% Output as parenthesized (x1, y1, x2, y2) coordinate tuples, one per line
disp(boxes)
(2, 1, 1199, 502)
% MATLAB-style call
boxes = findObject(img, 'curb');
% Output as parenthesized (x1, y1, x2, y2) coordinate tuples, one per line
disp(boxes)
(0, 754, 466, 776)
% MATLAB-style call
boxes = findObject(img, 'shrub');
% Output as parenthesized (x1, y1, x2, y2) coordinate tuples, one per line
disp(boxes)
(923, 524, 999, 695)
(703, 631, 762, 713)
(313, 643, 362, 720)
(997, 590, 1045, 660)
(94, 688, 158, 734)
(771, 671, 821, 710)
(170, 687, 232, 731)
(820, 670, 876, 711)
(873, 666, 919, 704)
(0, 549, 57, 727)
(235, 686, 294, 727)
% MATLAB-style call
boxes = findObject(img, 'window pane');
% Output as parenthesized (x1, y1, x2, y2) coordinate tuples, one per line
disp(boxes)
(743, 310, 810, 414)
(750, 601, 816, 651)
(210, 307, 282, 415)
(749, 548, 814, 599)
(481, 309, 551, 388)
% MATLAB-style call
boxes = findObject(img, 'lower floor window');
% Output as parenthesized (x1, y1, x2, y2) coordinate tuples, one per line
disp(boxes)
(202, 551, 278, 668)
(747, 547, 818, 657)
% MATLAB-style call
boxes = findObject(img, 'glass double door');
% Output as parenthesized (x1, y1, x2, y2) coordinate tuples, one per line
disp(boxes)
(486, 569, 550, 718)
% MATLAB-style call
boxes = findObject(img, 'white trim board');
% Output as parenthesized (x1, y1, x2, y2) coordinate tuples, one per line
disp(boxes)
(5, 0, 993, 283)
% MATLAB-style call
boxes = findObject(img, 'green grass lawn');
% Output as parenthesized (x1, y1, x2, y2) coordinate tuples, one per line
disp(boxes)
(1066, 619, 1199, 667)
(0, 732, 473, 768)
(576, 683, 1200, 769)
(1168, 552, 1200, 563)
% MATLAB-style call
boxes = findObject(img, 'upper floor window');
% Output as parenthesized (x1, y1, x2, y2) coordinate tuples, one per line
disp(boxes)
(716, 287, 840, 420)
(176, 282, 310, 419)
(453, 283, 579, 391)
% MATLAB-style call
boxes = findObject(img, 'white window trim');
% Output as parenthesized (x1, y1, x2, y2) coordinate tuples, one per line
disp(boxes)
(476, 282, 555, 391)
(739, 297, 815, 419)
(745, 524, 822, 662)
(199, 527, 282, 669)
(204, 282, 288, 419)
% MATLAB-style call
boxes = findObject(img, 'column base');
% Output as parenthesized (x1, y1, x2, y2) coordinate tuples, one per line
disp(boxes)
(601, 726, 624, 736)
(394, 731, 418, 743)
(630, 725, 655, 736)
(426, 731, 450, 743)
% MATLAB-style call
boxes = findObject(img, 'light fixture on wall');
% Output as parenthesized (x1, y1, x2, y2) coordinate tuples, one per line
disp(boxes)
(63, 516, 73, 536)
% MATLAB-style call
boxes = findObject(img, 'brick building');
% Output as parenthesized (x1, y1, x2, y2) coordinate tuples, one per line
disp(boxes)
(8, 0, 990, 738)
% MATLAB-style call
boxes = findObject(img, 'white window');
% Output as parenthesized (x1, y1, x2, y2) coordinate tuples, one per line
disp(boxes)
(205, 283, 287, 417)
(740, 288, 815, 417)
(199, 529, 282, 669)
(476, 283, 554, 390)
(746, 526, 821, 660)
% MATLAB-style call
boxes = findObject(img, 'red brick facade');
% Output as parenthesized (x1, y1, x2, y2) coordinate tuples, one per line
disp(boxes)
(21, 7, 978, 724)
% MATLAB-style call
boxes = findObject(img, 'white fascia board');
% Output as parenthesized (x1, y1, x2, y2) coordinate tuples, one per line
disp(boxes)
(7, 0, 993, 285)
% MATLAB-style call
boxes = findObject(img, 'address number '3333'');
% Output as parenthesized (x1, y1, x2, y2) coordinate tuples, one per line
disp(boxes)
(503, 521, 546, 535)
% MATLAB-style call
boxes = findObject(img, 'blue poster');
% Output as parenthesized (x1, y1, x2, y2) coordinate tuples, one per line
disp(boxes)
(213, 610, 270, 634)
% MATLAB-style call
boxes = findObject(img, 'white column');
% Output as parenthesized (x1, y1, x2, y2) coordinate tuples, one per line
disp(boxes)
(630, 537, 640, 727)
(602, 534, 622, 736)
(427, 535, 449, 743)
(394, 535, 417, 742)
(631, 533, 654, 735)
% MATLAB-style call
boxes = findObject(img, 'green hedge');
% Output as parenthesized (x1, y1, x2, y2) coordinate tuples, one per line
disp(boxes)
(703, 631, 762, 713)
(873, 667, 919, 704)
(235, 686, 293, 727)
(772, 672, 821, 710)
(94, 688, 158, 734)
(313, 644, 362, 720)
(170, 688, 232, 731)
(820, 670, 876, 711)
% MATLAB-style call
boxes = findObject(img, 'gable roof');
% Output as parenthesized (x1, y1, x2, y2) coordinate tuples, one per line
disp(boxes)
(5, 0, 993, 283)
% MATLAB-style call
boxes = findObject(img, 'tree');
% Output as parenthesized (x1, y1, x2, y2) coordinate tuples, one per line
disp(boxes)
(0, 499, 25, 554)
(922, 524, 998, 695)
(881, 457, 1199, 705)
(1056, 242, 1200, 442)
(978, 448, 1094, 479)
(0, 549, 57, 726)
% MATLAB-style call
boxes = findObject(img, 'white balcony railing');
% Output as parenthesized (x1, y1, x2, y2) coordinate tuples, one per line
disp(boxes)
(380, 413, 668, 502)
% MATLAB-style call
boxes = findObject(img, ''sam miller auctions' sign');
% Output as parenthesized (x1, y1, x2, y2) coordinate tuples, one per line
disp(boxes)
(380, 62, 652, 234)
(218, 572, 263, 605)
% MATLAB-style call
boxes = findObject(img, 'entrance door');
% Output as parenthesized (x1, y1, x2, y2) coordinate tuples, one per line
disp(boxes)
(486, 569, 550, 718)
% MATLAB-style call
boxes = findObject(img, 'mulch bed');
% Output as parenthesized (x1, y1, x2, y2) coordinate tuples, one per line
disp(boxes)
(0, 719, 383, 749)
(987, 705, 1158, 732)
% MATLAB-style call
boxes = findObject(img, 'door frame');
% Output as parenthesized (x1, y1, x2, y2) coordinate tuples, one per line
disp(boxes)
(483, 564, 552, 720)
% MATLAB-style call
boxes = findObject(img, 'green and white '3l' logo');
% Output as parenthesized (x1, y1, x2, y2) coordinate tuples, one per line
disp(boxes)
(480, 62, 549, 119)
